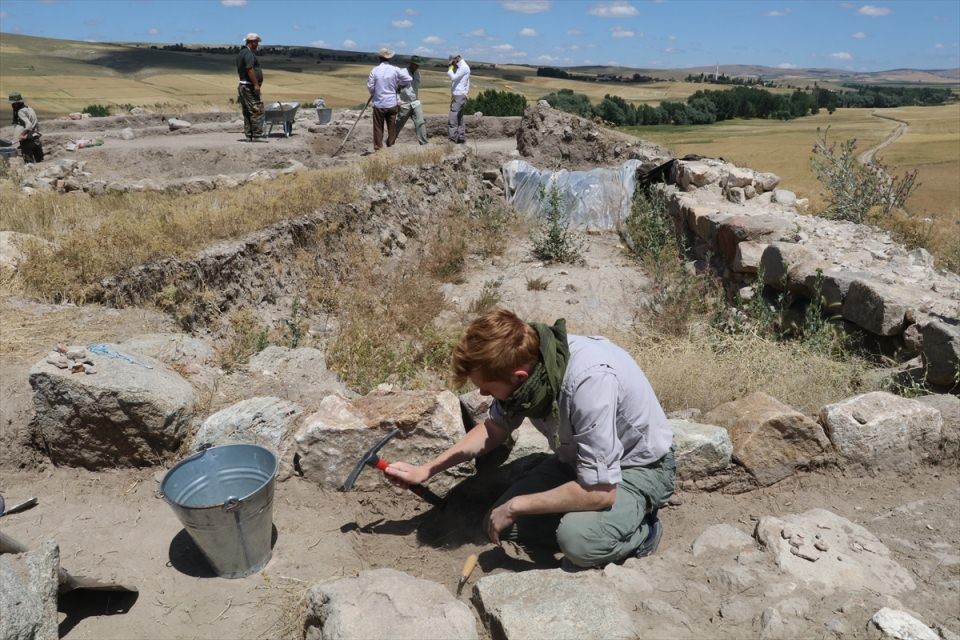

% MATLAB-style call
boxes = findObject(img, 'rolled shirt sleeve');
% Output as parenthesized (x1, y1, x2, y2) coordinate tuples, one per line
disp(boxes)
(569, 369, 623, 486)
(367, 69, 376, 96)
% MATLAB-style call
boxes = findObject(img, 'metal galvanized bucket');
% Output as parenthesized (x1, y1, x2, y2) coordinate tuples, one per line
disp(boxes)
(316, 107, 332, 124)
(160, 444, 279, 579)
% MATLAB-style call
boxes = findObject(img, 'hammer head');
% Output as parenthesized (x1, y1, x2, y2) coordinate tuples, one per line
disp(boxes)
(340, 428, 400, 491)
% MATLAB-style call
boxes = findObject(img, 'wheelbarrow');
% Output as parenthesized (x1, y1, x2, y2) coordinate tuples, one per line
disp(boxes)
(264, 101, 299, 137)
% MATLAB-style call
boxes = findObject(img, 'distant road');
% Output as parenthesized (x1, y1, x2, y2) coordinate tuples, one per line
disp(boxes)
(858, 111, 909, 165)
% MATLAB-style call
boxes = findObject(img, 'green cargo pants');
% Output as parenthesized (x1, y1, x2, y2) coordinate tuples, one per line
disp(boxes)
(486, 451, 675, 567)
(238, 84, 264, 138)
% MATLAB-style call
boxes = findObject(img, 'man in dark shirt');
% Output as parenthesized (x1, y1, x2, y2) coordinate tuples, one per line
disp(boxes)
(236, 33, 265, 141)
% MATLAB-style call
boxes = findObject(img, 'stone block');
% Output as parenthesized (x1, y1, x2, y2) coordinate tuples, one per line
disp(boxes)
(820, 391, 942, 468)
(303, 568, 477, 640)
(868, 608, 939, 640)
(754, 172, 781, 192)
(772, 189, 797, 206)
(760, 242, 816, 289)
(733, 241, 767, 273)
(0, 540, 59, 640)
(717, 215, 793, 261)
(921, 320, 960, 386)
(842, 280, 908, 336)
(704, 392, 830, 486)
(670, 419, 732, 479)
(191, 396, 302, 452)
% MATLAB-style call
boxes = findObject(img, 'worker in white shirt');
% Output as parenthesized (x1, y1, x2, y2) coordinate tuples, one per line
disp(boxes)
(367, 48, 412, 150)
(447, 53, 470, 144)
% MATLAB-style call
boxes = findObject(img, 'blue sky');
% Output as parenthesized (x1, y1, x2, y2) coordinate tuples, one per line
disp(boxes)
(1, 0, 958, 71)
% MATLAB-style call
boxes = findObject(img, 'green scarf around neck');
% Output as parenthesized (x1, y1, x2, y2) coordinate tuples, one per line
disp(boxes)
(498, 319, 570, 420)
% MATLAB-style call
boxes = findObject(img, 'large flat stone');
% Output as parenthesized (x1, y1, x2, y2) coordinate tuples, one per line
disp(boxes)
(917, 393, 959, 464)
(704, 392, 830, 486)
(190, 396, 302, 452)
(29, 347, 196, 469)
(820, 391, 942, 468)
(760, 242, 817, 289)
(473, 569, 636, 640)
(294, 388, 472, 494)
(733, 241, 767, 274)
(303, 568, 477, 640)
(755, 508, 915, 596)
(670, 419, 732, 479)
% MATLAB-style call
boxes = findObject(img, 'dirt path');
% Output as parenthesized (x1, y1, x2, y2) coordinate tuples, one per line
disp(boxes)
(859, 111, 910, 165)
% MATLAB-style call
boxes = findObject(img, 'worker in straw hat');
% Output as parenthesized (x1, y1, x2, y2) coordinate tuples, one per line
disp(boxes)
(396, 55, 428, 145)
(236, 32, 266, 141)
(446, 52, 470, 144)
(366, 47, 411, 150)
(9, 92, 43, 163)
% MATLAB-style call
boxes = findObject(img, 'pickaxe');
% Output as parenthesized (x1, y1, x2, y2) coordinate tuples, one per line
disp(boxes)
(340, 428, 444, 506)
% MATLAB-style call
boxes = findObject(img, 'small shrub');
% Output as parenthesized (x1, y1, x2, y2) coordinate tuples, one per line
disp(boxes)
(811, 126, 918, 224)
(526, 276, 550, 291)
(82, 104, 111, 117)
(217, 308, 271, 371)
(622, 185, 675, 264)
(469, 278, 503, 315)
(470, 193, 513, 257)
(281, 297, 307, 348)
(530, 184, 583, 264)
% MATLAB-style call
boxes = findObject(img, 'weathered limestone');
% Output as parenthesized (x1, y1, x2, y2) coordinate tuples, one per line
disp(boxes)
(294, 388, 472, 493)
(868, 608, 940, 640)
(676, 161, 721, 190)
(670, 419, 732, 479)
(0, 540, 59, 640)
(771, 189, 797, 207)
(716, 214, 793, 261)
(120, 333, 215, 367)
(755, 508, 915, 595)
(691, 523, 755, 558)
(29, 348, 196, 468)
(841, 280, 909, 336)
(302, 568, 477, 640)
(191, 396, 302, 452)
(473, 569, 637, 640)
(921, 319, 960, 386)
(167, 118, 191, 130)
(733, 241, 767, 274)
(760, 242, 817, 288)
(819, 392, 942, 468)
(704, 392, 830, 486)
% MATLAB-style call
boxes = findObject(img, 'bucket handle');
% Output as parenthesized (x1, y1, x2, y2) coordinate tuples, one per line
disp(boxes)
(224, 496, 242, 511)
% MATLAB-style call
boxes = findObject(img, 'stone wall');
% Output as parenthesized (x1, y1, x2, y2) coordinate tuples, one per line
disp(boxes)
(659, 157, 959, 387)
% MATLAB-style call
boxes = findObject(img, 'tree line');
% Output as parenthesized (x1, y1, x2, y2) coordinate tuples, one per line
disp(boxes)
(537, 67, 663, 84)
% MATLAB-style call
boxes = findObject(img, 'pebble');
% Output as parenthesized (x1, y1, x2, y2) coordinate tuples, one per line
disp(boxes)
(781, 525, 795, 539)
(815, 540, 829, 552)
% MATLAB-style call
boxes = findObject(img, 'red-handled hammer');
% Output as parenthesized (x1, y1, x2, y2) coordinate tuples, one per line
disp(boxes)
(340, 428, 444, 506)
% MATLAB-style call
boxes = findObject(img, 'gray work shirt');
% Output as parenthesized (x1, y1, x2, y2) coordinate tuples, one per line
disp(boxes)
(398, 68, 421, 105)
(490, 334, 673, 486)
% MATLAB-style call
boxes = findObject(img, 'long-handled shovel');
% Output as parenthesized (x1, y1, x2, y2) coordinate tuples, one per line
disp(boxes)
(332, 96, 372, 157)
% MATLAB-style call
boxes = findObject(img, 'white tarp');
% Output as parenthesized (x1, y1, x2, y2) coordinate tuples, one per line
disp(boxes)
(502, 159, 642, 230)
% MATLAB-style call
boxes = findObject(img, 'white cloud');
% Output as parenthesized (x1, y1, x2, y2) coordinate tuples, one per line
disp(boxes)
(852, 31, 866, 39)
(537, 54, 559, 62)
(830, 51, 853, 60)
(221, 0, 247, 6)
(342, 39, 357, 48)
(292, 24, 302, 31)
(611, 26, 635, 38)
(777, 62, 797, 68)
(567, 29, 582, 36)
(664, 46, 681, 53)
(588, 2, 638, 18)
(858, 5, 891, 16)
(465, 28, 488, 37)
(392, 19, 413, 28)
(493, 43, 515, 51)
(839, 1, 854, 7)
(311, 39, 326, 47)
(499, 0, 551, 13)
(667, 34, 676, 40)
(404, 8, 418, 15)
(147, 27, 159, 35)
(934, 43, 945, 49)
(413, 46, 433, 55)
(423, 35, 444, 44)
(520, 27, 538, 37)
(763, 8, 792, 17)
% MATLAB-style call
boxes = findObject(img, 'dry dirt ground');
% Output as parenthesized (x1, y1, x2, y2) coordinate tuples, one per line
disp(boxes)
(1, 109, 959, 640)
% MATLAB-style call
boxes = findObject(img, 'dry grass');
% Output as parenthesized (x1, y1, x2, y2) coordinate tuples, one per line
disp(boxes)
(1, 147, 454, 302)
(630, 328, 878, 416)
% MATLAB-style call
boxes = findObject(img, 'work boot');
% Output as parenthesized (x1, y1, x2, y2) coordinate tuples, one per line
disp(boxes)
(634, 510, 663, 558)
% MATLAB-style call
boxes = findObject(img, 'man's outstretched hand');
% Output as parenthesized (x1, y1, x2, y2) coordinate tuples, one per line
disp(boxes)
(486, 500, 517, 546)
(384, 461, 430, 488)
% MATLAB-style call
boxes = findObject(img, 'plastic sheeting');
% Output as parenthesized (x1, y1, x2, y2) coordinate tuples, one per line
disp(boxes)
(502, 159, 642, 230)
